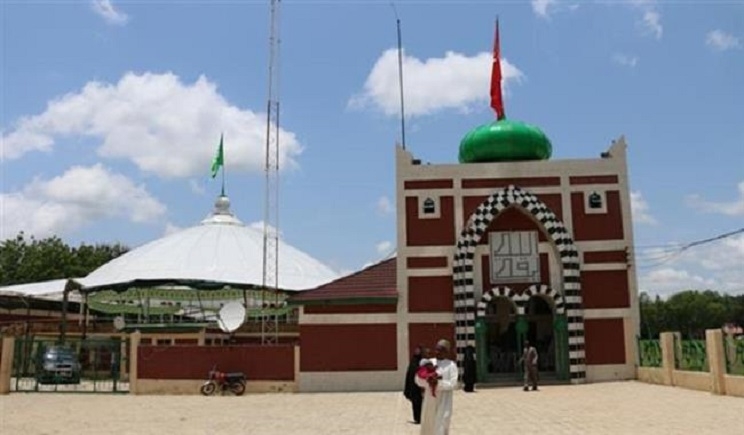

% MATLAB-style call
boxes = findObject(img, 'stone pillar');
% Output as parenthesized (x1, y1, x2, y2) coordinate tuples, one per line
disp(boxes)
(293, 345, 301, 393)
(659, 332, 676, 386)
(197, 329, 206, 346)
(120, 339, 128, 379)
(129, 331, 141, 395)
(0, 337, 15, 395)
(705, 329, 727, 395)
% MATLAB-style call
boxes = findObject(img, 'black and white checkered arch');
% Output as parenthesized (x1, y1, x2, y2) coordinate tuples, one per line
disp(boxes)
(476, 284, 566, 317)
(453, 185, 586, 382)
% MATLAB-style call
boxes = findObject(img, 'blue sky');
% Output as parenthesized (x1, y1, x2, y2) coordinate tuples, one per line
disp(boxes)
(1, 0, 742, 296)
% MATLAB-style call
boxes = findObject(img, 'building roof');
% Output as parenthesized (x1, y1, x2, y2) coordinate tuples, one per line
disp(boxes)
(0, 279, 82, 302)
(289, 257, 397, 304)
(75, 195, 338, 293)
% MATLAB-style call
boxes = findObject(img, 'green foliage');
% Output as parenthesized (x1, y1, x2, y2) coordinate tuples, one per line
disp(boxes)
(640, 290, 744, 339)
(0, 232, 128, 286)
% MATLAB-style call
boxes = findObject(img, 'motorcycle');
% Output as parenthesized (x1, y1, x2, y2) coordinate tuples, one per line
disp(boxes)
(200, 365, 247, 396)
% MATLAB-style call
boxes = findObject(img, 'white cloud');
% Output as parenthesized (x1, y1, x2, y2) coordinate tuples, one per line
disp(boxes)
(686, 181, 744, 216)
(623, 1, 663, 39)
(0, 164, 165, 240)
(91, 0, 129, 26)
(376, 240, 393, 256)
(531, 0, 580, 18)
(642, 268, 718, 296)
(631, 191, 657, 225)
(1, 72, 303, 179)
(376, 195, 393, 216)
(612, 53, 639, 68)
(189, 179, 206, 195)
(641, 10, 662, 39)
(637, 233, 744, 297)
(531, 0, 558, 18)
(349, 49, 524, 117)
(706, 30, 741, 52)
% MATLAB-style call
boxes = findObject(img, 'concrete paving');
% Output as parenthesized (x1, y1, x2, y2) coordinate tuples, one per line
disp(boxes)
(0, 381, 742, 434)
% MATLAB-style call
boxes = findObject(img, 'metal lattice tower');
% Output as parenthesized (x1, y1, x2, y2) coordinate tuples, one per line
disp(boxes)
(261, 0, 281, 345)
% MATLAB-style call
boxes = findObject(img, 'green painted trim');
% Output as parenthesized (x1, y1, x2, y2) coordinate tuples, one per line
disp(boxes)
(80, 279, 262, 294)
(120, 323, 209, 332)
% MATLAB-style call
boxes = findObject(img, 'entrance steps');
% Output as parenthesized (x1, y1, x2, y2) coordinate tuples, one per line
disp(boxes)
(476, 374, 569, 389)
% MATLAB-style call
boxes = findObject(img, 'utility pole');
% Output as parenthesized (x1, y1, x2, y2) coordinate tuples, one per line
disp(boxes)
(261, 0, 281, 345)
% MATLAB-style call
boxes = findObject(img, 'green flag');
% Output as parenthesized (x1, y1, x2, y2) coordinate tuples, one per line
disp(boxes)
(211, 134, 224, 178)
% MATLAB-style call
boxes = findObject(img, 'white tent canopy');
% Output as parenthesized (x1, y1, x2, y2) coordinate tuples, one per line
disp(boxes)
(0, 195, 338, 299)
(0, 279, 80, 301)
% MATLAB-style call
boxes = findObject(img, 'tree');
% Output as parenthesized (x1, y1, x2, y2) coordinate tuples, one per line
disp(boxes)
(0, 232, 128, 286)
(640, 289, 744, 339)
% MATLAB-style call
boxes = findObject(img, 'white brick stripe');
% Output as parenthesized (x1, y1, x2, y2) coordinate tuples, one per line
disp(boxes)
(569, 336, 585, 345)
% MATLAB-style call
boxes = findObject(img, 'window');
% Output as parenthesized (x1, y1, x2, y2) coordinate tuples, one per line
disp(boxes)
(423, 198, 436, 214)
(418, 196, 441, 219)
(584, 190, 607, 214)
(588, 192, 603, 209)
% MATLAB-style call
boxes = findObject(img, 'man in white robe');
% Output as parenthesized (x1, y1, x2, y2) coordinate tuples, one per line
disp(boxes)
(415, 339, 458, 435)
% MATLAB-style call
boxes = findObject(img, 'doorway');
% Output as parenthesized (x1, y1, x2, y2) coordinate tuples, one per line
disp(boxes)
(475, 290, 570, 383)
(483, 298, 518, 377)
(525, 296, 556, 374)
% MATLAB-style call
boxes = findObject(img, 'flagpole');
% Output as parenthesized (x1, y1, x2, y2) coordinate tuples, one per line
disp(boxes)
(496, 17, 504, 120)
(391, 3, 406, 150)
(221, 133, 226, 196)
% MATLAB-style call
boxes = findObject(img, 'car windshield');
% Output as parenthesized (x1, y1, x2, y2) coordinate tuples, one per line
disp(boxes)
(44, 348, 76, 362)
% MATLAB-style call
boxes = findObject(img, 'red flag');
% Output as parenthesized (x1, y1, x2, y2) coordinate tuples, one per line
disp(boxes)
(490, 19, 505, 120)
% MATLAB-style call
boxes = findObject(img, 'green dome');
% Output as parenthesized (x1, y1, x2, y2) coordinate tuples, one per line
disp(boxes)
(458, 119, 552, 163)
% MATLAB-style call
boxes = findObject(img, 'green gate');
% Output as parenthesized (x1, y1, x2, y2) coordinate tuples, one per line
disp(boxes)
(11, 336, 128, 393)
(553, 314, 570, 381)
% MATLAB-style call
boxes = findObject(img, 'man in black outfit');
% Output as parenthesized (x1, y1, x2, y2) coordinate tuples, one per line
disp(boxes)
(403, 346, 424, 424)
(463, 345, 477, 392)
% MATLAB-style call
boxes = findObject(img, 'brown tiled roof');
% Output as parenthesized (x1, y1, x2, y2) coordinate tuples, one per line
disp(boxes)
(289, 257, 397, 303)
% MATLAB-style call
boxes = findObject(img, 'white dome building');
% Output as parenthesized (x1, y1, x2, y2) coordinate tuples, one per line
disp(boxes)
(78, 195, 338, 293)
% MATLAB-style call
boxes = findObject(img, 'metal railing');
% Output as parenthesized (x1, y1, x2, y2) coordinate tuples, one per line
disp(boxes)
(11, 336, 127, 393)
(637, 338, 662, 368)
(724, 336, 744, 375)
(674, 337, 708, 372)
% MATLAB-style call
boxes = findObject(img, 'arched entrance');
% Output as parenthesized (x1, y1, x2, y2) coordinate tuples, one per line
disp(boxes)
(475, 284, 570, 382)
(475, 287, 520, 379)
(453, 185, 586, 383)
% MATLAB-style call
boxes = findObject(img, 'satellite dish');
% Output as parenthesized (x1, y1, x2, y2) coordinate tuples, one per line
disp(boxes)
(113, 316, 126, 331)
(217, 302, 246, 333)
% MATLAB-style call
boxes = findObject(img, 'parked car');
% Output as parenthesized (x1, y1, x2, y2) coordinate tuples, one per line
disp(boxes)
(36, 345, 81, 384)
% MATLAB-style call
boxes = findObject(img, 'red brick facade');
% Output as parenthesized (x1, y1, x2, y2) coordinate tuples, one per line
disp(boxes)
(299, 324, 398, 371)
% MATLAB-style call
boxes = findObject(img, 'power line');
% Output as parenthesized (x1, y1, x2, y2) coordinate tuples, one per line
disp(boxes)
(636, 227, 744, 269)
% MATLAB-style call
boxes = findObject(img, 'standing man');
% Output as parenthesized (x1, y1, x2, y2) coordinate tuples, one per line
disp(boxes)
(462, 346, 477, 393)
(416, 339, 458, 435)
(520, 339, 539, 391)
(404, 346, 424, 424)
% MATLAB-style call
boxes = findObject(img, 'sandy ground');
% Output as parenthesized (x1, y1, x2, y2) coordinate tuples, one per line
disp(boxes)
(0, 381, 743, 435)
